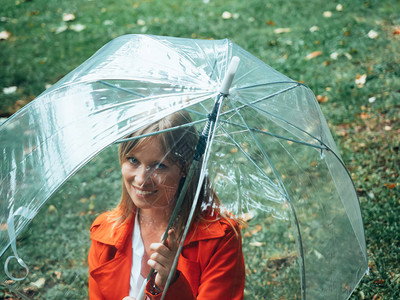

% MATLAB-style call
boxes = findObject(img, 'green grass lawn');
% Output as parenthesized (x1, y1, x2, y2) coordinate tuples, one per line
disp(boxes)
(1, 0, 399, 299)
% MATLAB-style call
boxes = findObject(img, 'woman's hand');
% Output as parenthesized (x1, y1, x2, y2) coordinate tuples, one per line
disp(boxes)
(147, 229, 178, 289)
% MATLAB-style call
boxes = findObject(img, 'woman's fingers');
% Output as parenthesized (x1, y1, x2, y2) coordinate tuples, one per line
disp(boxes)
(148, 229, 178, 288)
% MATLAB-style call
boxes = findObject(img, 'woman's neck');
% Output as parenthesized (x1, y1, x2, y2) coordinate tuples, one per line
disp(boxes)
(137, 207, 172, 231)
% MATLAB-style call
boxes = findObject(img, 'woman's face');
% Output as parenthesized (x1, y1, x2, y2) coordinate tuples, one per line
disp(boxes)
(121, 137, 183, 210)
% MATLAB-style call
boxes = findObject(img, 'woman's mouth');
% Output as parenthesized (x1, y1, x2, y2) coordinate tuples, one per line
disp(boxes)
(134, 187, 156, 197)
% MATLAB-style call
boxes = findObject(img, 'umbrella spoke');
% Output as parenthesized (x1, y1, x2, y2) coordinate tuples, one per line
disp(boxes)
(89, 90, 215, 115)
(236, 81, 306, 91)
(228, 88, 338, 159)
(98, 80, 146, 98)
(115, 118, 207, 143)
(218, 119, 329, 151)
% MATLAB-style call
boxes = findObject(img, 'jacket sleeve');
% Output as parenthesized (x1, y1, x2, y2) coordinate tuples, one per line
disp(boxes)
(145, 223, 245, 300)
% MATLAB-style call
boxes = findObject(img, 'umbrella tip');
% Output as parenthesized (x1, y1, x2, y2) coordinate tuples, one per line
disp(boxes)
(219, 56, 240, 95)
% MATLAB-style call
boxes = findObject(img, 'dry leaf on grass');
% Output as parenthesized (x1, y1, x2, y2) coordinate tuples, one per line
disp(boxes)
(306, 51, 322, 60)
(355, 74, 367, 88)
(368, 30, 378, 39)
(0, 30, 11, 40)
(63, 13, 75, 22)
(316, 95, 328, 103)
(274, 28, 291, 34)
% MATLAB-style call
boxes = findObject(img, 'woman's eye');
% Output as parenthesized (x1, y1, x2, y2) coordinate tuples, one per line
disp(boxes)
(155, 163, 167, 170)
(127, 157, 139, 165)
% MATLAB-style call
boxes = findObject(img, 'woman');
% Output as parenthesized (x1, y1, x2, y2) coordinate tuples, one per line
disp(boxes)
(88, 111, 245, 300)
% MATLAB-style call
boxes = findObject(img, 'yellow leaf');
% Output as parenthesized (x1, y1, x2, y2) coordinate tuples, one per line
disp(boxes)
(316, 95, 328, 103)
(306, 51, 323, 60)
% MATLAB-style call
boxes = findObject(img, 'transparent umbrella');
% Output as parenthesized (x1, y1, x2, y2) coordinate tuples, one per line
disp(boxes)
(0, 34, 368, 299)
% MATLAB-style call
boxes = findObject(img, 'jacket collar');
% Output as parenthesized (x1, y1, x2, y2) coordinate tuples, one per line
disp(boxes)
(91, 212, 226, 248)
(90, 212, 134, 251)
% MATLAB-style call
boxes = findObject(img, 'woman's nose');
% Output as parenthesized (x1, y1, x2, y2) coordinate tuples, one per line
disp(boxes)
(134, 165, 152, 186)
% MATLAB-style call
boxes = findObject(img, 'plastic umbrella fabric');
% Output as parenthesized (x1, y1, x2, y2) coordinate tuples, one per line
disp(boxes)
(0, 34, 368, 299)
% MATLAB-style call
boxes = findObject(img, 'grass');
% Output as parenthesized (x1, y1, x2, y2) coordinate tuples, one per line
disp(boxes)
(1, 0, 399, 299)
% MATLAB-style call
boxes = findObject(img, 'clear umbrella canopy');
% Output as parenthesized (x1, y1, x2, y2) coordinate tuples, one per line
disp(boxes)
(0, 34, 368, 299)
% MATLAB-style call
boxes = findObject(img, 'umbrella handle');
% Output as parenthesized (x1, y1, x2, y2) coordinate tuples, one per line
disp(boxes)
(219, 56, 240, 95)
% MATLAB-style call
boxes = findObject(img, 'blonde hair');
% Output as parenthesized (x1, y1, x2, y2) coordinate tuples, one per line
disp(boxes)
(112, 111, 222, 237)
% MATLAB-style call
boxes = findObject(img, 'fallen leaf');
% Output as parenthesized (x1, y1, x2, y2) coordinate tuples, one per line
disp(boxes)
(55, 24, 68, 34)
(47, 204, 57, 214)
(360, 112, 370, 119)
(368, 96, 376, 103)
(309, 25, 319, 32)
(323, 11, 332, 18)
(316, 95, 328, 103)
(0, 30, 11, 40)
(393, 28, 400, 35)
(274, 28, 291, 34)
(70, 23, 86, 32)
(344, 53, 352, 60)
(62, 13, 75, 22)
(330, 52, 339, 60)
(355, 74, 367, 88)
(266, 20, 275, 26)
(222, 11, 232, 19)
(137, 19, 145, 26)
(30, 277, 46, 289)
(336, 4, 343, 11)
(250, 224, 262, 235)
(250, 241, 265, 247)
(314, 249, 323, 259)
(384, 183, 396, 189)
(3, 86, 17, 94)
(54, 271, 62, 279)
(306, 51, 322, 60)
(103, 20, 113, 26)
(241, 212, 254, 222)
(384, 125, 392, 131)
(367, 30, 378, 39)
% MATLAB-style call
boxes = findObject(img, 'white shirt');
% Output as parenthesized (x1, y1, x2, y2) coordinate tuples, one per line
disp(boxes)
(129, 213, 147, 298)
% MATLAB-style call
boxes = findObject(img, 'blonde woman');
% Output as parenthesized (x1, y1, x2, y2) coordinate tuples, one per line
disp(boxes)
(88, 111, 245, 300)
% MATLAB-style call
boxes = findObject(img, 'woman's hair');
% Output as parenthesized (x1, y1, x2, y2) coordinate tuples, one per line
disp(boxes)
(112, 111, 222, 237)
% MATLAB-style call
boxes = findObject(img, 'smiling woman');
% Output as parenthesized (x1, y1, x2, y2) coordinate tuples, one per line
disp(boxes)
(88, 111, 245, 300)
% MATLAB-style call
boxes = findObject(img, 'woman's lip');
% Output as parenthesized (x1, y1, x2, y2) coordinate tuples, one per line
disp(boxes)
(133, 186, 157, 196)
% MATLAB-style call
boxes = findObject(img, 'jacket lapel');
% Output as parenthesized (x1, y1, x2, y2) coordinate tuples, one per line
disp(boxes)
(90, 215, 134, 300)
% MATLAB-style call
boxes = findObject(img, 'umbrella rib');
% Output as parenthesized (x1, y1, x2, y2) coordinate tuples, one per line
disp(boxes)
(88, 90, 215, 115)
(228, 86, 340, 160)
(218, 119, 329, 151)
(229, 100, 307, 297)
(222, 84, 299, 116)
(193, 41, 218, 80)
(98, 80, 146, 98)
(218, 125, 286, 198)
(236, 80, 307, 91)
(184, 107, 208, 118)
(115, 118, 207, 143)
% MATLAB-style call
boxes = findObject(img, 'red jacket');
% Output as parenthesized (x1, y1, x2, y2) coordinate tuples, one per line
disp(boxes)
(88, 212, 245, 300)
